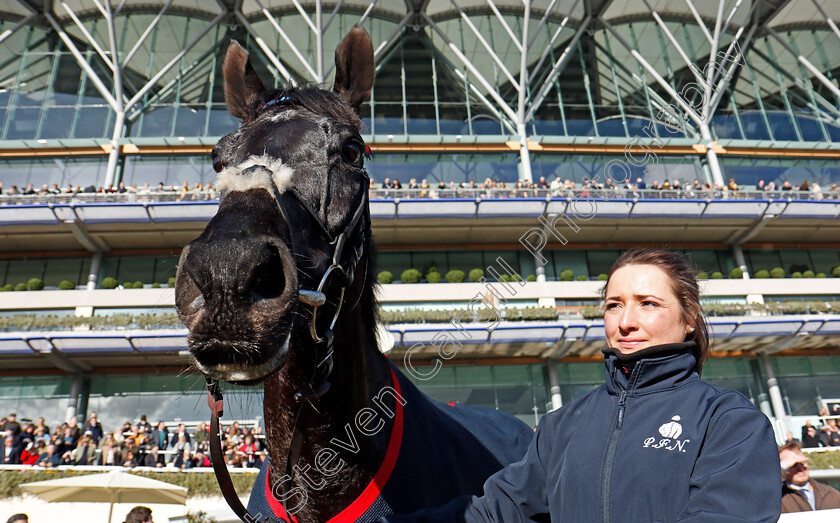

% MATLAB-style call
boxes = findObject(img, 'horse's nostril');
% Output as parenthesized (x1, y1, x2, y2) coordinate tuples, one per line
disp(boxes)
(250, 247, 286, 302)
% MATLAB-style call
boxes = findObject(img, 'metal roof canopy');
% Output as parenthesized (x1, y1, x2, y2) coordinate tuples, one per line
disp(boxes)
(8, 1, 834, 29)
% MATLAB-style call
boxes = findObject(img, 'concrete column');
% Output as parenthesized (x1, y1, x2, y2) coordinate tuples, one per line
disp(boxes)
(517, 121, 533, 183)
(731, 243, 751, 279)
(760, 352, 789, 435)
(104, 111, 125, 188)
(699, 122, 725, 187)
(749, 359, 774, 420)
(534, 245, 555, 308)
(86, 251, 103, 290)
(66, 373, 83, 423)
(547, 359, 563, 411)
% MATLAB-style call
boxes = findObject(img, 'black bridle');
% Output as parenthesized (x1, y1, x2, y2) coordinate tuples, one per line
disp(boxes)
(204, 152, 371, 523)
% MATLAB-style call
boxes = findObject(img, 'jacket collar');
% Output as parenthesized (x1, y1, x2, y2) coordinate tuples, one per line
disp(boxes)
(602, 341, 698, 396)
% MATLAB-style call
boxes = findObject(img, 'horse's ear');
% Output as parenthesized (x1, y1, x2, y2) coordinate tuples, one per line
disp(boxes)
(333, 24, 374, 114)
(223, 40, 266, 122)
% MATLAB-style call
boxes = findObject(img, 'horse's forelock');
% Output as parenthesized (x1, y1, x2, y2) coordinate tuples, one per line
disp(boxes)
(255, 87, 362, 130)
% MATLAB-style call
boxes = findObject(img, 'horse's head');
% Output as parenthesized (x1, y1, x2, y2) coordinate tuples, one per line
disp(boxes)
(175, 26, 375, 384)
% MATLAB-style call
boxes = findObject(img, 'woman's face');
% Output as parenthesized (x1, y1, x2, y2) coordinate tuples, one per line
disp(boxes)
(604, 264, 692, 353)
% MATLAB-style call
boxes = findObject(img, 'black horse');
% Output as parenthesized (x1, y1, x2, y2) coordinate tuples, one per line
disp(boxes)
(175, 25, 532, 523)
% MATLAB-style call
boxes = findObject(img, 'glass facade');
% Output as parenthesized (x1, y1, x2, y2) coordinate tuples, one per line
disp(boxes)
(1, 10, 840, 189)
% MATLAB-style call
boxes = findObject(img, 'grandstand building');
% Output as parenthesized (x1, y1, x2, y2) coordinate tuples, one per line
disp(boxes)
(1, 0, 840, 440)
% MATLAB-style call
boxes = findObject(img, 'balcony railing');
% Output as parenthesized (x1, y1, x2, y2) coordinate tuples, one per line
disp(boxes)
(0, 188, 835, 205)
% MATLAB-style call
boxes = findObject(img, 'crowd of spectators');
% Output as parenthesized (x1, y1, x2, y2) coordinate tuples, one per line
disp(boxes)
(0, 411, 264, 470)
(0, 176, 838, 203)
(0, 181, 217, 201)
(793, 410, 840, 449)
(370, 176, 840, 200)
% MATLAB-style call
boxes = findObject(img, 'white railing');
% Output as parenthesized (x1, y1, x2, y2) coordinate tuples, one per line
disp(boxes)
(0, 188, 834, 205)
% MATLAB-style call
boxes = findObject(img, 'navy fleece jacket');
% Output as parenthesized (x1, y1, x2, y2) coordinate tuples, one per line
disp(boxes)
(381, 342, 782, 523)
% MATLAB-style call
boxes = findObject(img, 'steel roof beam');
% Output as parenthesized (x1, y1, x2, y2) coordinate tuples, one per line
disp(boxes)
(525, 15, 590, 123)
(422, 11, 518, 123)
(527, 0, 580, 86)
(765, 25, 840, 102)
(235, 10, 297, 86)
(0, 13, 36, 47)
(122, 0, 173, 69)
(447, 0, 518, 89)
(254, 0, 319, 81)
(59, 1, 114, 71)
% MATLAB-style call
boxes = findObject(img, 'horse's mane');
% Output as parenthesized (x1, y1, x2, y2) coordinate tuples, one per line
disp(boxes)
(253, 86, 363, 131)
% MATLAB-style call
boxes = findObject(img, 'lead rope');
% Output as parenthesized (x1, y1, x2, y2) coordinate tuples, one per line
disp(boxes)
(206, 377, 261, 522)
(206, 334, 335, 523)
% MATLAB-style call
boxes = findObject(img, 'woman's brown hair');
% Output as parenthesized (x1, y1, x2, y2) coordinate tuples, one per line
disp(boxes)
(601, 248, 709, 374)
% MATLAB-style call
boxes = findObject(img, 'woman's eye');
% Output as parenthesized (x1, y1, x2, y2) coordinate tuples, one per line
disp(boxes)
(212, 155, 224, 173)
(343, 143, 362, 163)
(642, 301, 658, 307)
(605, 303, 619, 310)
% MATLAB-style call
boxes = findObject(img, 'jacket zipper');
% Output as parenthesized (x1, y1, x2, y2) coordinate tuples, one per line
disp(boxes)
(601, 389, 627, 523)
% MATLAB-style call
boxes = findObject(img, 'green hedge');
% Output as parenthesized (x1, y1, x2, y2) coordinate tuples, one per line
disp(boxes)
(377, 271, 393, 284)
(380, 307, 558, 324)
(100, 277, 118, 289)
(445, 270, 466, 283)
(401, 269, 422, 283)
(468, 268, 484, 282)
(426, 271, 441, 283)
(0, 469, 257, 499)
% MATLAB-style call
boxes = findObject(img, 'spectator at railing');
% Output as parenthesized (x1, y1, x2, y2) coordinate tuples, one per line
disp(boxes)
(20, 440, 41, 465)
(194, 449, 211, 468)
(171, 434, 191, 463)
(83, 412, 104, 444)
(193, 421, 209, 452)
(1, 413, 21, 436)
(142, 445, 166, 468)
(120, 449, 139, 468)
(173, 448, 194, 469)
(98, 434, 120, 466)
(16, 424, 35, 449)
(802, 421, 821, 448)
(65, 436, 95, 465)
(169, 423, 191, 448)
(238, 434, 261, 469)
(818, 420, 840, 447)
(224, 421, 242, 448)
(2, 435, 21, 464)
(151, 420, 169, 450)
(36, 443, 61, 467)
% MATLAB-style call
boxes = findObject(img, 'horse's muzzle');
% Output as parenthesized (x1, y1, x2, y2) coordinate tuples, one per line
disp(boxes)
(175, 203, 300, 383)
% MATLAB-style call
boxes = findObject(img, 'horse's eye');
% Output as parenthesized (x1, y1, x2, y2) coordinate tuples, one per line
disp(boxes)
(343, 143, 362, 164)
(212, 155, 224, 173)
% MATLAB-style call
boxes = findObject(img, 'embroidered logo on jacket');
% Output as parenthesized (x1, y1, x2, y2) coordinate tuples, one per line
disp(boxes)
(643, 415, 690, 452)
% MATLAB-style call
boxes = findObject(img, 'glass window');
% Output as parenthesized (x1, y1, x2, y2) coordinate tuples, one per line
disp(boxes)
(483, 250, 519, 278)
(779, 250, 815, 274)
(586, 249, 621, 277)
(746, 249, 782, 273)
(44, 258, 89, 287)
(116, 256, 156, 285)
(153, 255, 180, 284)
(550, 250, 589, 280)
(685, 250, 722, 274)
(377, 253, 412, 278)
(448, 251, 484, 274)
(4, 259, 46, 286)
(808, 250, 840, 275)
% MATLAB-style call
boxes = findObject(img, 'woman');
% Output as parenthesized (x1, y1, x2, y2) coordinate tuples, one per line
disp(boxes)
(384, 249, 781, 522)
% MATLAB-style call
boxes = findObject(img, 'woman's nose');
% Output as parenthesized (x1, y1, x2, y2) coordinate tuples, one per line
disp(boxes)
(618, 307, 639, 331)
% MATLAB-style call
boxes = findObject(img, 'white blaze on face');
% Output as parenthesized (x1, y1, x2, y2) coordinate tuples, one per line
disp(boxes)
(214, 154, 294, 195)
